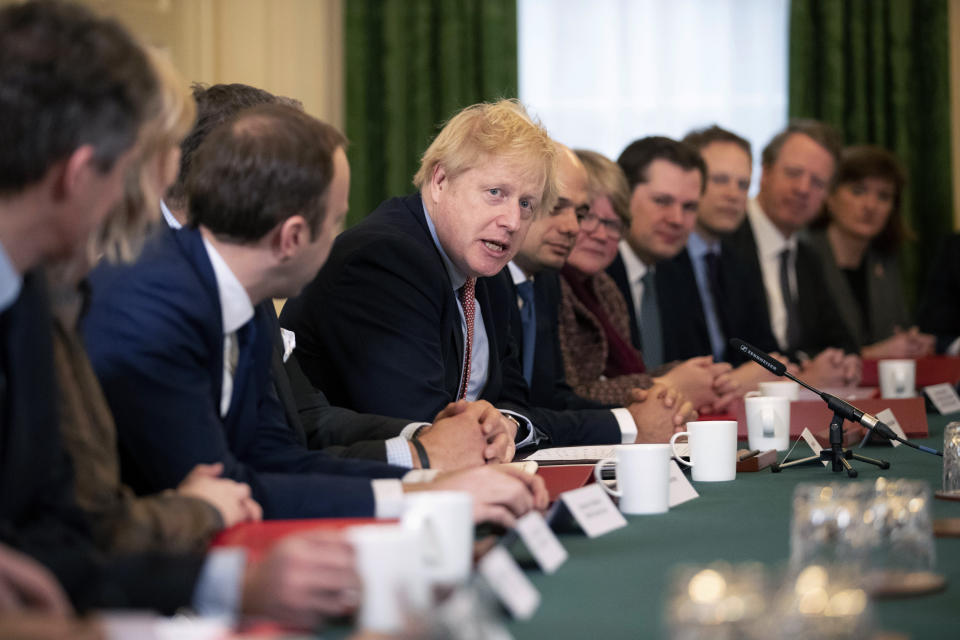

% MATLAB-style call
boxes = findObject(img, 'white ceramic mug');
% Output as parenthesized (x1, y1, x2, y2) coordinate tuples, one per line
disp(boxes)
(402, 491, 473, 586)
(669, 421, 738, 482)
(757, 380, 800, 401)
(744, 395, 791, 451)
(593, 444, 671, 514)
(348, 524, 429, 633)
(878, 359, 916, 399)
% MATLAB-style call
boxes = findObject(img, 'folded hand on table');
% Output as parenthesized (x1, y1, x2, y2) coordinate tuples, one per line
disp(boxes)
(626, 384, 696, 441)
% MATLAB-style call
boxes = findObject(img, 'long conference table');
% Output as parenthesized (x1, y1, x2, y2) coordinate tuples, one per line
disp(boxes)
(504, 413, 960, 639)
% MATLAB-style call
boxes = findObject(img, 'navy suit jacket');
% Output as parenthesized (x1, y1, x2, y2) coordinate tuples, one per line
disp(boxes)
(726, 218, 858, 358)
(493, 269, 611, 411)
(281, 194, 621, 447)
(0, 271, 204, 613)
(654, 245, 779, 364)
(83, 227, 406, 519)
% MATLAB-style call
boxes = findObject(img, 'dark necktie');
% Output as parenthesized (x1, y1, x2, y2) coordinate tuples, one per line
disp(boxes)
(228, 319, 258, 415)
(779, 247, 801, 352)
(639, 270, 663, 368)
(703, 250, 728, 356)
(458, 278, 476, 400)
(516, 280, 536, 385)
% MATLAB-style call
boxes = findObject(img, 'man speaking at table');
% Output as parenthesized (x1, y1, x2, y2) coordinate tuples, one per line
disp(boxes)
(84, 102, 546, 522)
(282, 100, 649, 448)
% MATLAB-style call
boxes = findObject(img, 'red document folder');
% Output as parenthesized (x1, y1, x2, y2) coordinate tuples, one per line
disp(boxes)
(210, 518, 385, 559)
(536, 464, 596, 502)
(730, 396, 929, 439)
(861, 356, 960, 387)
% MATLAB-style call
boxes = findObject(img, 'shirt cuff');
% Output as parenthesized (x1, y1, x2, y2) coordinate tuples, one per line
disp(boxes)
(611, 407, 638, 444)
(402, 469, 441, 483)
(192, 548, 246, 621)
(371, 478, 405, 518)
(384, 436, 415, 468)
(400, 421, 430, 439)
(501, 409, 541, 449)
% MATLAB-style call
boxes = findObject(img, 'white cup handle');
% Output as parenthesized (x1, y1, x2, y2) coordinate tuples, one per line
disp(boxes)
(669, 432, 693, 467)
(402, 509, 444, 568)
(761, 407, 775, 438)
(592, 457, 621, 497)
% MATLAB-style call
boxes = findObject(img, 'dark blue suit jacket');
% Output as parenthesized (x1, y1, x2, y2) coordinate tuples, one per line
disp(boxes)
(654, 245, 779, 364)
(83, 227, 406, 519)
(492, 268, 611, 411)
(281, 194, 621, 447)
(1, 271, 204, 613)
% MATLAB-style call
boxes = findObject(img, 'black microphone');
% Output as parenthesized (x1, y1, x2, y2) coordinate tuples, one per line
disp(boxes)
(729, 338, 942, 457)
(730, 338, 785, 376)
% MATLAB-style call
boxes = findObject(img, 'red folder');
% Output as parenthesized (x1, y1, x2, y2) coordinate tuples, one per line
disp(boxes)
(861, 356, 960, 387)
(536, 464, 596, 502)
(210, 518, 386, 559)
(730, 397, 929, 440)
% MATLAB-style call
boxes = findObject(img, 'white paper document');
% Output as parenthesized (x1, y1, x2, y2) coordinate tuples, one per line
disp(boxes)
(558, 484, 628, 538)
(478, 546, 541, 620)
(668, 460, 699, 507)
(526, 443, 689, 462)
(875, 408, 906, 447)
(514, 511, 568, 574)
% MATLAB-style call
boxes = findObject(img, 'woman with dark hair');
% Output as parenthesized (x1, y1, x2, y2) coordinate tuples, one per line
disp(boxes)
(806, 145, 934, 358)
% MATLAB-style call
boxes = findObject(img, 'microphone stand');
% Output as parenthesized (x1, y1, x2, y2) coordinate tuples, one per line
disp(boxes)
(770, 372, 890, 478)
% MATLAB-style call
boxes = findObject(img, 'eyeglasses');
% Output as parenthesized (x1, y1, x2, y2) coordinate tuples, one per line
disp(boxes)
(577, 211, 624, 238)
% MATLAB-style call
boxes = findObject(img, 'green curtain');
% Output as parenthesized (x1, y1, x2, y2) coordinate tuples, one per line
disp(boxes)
(789, 0, 953, 308)
(344, 0, 518, 227)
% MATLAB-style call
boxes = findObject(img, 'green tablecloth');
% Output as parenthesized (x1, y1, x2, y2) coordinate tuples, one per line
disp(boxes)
(506, 414, 960, 639)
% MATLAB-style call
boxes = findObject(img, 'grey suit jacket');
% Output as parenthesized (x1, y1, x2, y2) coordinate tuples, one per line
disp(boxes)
(804, 227, 911, 350)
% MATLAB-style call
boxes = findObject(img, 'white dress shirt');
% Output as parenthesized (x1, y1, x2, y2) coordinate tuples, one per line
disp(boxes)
(746, 199, 798, 353)
(618, 240, 649, 319)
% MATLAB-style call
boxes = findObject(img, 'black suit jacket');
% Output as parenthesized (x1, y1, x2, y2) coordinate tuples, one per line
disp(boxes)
(726, 217, 857, 357)
(281, 194, 621, 447)
(655, 245, 779, 363)
(494, 269, 610, 411)
(0, 271, 203, 613)
(265, 307, 410, 461)
(918, 234, 960, 353)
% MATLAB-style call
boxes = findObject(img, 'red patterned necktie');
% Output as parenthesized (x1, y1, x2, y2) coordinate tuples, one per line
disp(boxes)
(458, 278, 477, 400)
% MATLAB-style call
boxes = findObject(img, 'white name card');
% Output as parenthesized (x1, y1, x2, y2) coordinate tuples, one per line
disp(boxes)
(875, 408, 906, 447)
(478, 546, 540, 620)
(924, 383, 960, 415)
(668, 460, 699, 507)
(800, 427, 828, 466)
(558, 484, 627, 538)
(514, 511, 568, 574)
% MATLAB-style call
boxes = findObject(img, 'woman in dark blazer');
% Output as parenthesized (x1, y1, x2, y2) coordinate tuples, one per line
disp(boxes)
(805, 145, 934, 359)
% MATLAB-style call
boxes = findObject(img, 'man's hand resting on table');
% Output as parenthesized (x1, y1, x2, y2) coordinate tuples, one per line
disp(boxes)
(626, 384, 696, 441)
(413, 401, 517, 470)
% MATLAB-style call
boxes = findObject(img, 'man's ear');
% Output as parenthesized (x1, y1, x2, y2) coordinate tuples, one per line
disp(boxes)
(54, 145, 98, 201)
(429, 164, 448, 202)
(274, 214, 310, 261)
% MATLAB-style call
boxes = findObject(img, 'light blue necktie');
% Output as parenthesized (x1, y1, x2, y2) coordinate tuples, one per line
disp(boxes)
(639, 270, 663, 368)
(516, 280, 536, 385)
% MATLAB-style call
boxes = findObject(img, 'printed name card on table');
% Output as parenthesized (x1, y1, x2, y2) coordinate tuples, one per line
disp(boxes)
(874, 408, 908, 447)
(669, 460, 699, 507)
(799, 428, 828, 466)
(558, 484, 627, 538)
(924, 383, 960, 415)
(514, 511, 568, 574)
(478, 546, 541, 620)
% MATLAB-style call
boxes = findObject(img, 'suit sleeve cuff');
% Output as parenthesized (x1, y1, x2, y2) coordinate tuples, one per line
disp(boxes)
(192, 548, 246, 621)
(384, 436, 415, 468)
(372, 479, 406, 518)
(501, 409, 542, 449)
(611, 408, 638, 444)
